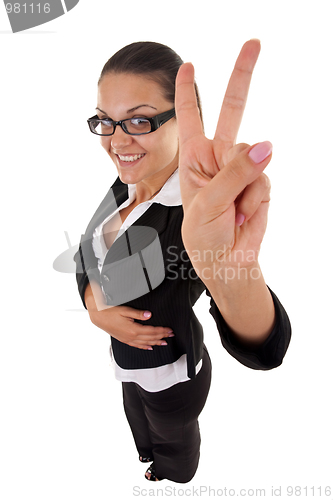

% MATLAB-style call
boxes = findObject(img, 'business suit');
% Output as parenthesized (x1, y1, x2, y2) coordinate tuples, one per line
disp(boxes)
(74, 174, 292, 482)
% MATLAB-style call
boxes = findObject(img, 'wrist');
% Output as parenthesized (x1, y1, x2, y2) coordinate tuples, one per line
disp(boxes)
(84, 281, 108, 314)
(202, 261, 275, 345)
(196, 259, 262, 293)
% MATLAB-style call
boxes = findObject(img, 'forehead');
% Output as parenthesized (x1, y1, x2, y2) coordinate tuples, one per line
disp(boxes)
(97, 73, 167, 114)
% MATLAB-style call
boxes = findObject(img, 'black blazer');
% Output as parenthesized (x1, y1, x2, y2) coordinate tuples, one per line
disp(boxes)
(74, 176, 292, 379)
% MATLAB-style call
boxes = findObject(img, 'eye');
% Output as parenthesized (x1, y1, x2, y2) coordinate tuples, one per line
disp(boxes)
(126, 117, 151, 134)
(101, 118, 113, 126)
(130, 118, 150, 126)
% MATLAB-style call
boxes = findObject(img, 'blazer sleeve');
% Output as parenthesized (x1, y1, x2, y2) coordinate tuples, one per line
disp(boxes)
(73, 236, 101, 310)
(206, 286, 292, 370)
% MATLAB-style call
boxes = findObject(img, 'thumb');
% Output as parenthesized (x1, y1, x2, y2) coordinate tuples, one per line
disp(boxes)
(120, 307, 152, 321)
(141, 310, 152, 320)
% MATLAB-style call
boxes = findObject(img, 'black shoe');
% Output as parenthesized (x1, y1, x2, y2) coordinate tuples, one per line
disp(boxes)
(145, 462, 162, 481)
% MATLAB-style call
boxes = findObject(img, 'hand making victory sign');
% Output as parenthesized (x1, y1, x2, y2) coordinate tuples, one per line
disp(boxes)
(175, 39, 276, 345)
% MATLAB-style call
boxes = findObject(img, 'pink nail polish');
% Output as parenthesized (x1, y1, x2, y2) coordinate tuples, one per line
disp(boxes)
(235, 213, 245, 226)
(143, 311, 151, 318)
(248, 141, 272, 164)
(161, 342, 168, 346)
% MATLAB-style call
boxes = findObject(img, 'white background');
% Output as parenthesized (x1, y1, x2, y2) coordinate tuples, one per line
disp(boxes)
(1, 1, 332, 499)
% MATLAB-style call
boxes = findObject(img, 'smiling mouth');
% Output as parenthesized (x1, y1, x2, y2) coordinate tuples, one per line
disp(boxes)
(117, 153, 146, 162)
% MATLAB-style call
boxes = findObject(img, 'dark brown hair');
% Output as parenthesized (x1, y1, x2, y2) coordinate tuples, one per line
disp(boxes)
(98, 41, 203, 123)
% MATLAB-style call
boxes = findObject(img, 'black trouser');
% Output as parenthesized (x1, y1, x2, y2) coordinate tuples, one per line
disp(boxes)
(121, 345, 212, 483)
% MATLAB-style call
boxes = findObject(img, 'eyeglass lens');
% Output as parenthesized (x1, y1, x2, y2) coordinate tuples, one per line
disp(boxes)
(91, 117, 152, 135)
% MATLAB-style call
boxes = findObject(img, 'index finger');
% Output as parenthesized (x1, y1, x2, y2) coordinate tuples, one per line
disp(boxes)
(175, 62, 203, 145)
(214, 39, 261, 147)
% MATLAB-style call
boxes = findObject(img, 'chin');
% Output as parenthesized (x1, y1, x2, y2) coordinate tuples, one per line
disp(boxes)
(117, 169, 142, 185)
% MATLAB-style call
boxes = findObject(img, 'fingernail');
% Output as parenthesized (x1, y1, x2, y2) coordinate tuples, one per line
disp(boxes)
(248, 141, 272, 164)
(143, 311, 151, 318)
(235, 213, 246, 226)
(148, 347, 153, 351)
(168, 333, 175, 337)
(161, 342, 168, 346)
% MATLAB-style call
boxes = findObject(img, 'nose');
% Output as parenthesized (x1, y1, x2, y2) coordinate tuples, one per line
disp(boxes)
(110, 124, 133, 150)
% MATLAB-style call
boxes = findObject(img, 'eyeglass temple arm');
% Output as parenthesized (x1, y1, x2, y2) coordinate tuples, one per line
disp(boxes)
(150, 108, 176, 131)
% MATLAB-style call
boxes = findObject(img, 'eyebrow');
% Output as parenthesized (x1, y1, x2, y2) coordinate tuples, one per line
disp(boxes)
(95, 104, 157, 115)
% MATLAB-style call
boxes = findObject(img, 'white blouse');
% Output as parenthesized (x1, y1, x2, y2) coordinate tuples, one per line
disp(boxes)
(92, 168, 202, 392)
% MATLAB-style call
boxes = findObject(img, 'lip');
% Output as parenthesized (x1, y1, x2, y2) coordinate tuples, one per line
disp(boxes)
(115, 153, 146, 167)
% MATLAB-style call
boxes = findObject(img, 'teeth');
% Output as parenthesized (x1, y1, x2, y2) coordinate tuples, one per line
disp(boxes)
(118, 154, 145, 162)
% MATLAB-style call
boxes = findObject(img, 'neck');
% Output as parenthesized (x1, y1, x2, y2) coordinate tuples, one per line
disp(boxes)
(135, 165, 178, 204)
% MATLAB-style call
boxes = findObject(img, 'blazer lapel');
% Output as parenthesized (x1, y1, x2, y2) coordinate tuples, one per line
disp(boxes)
(101, 202, 174, 305)
(79, 177, 174, 274)
(84, 178, 129, 238)
(85, 175, 174, 240)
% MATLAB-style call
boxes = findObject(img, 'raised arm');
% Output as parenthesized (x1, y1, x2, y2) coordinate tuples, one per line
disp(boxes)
(175, 40, 283, 346)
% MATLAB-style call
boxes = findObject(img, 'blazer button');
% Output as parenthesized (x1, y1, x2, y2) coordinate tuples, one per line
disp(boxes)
(102, 274, 110, 282)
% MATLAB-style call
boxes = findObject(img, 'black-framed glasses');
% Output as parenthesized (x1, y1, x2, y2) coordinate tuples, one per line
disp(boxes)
(87, 108, 176, 136)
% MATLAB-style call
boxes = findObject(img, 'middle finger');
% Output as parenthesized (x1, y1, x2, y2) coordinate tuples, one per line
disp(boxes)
(214, 39, 261, 148)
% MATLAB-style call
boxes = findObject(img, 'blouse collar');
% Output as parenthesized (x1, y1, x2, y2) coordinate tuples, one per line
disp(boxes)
(126, 168, 182, 207)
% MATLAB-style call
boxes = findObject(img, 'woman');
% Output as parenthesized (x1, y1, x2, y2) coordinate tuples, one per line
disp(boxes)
(74, 39, 291, 483)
